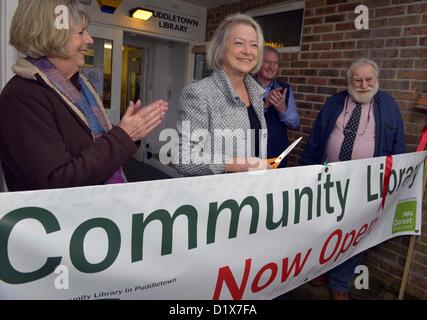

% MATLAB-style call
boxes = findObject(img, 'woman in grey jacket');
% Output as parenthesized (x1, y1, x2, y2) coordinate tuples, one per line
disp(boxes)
(175, 14, 270, 176)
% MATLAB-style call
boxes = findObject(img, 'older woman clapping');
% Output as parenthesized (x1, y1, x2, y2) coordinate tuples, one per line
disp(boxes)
(175, 14, 270, 177)
(0, 0, 168, 191)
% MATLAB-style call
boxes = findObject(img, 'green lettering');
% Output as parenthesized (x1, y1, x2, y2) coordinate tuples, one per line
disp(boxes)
(132, 205, 198, 262)
(367, 165, 378, 202)
(388, 170, 397, 194)
(0, 207, 61, 284)
(324, 174, 335, 214)
(336, 179, 350, 222)
(70, 218, 120, 273)
(266, 192, 289, 230)
(408, 163, 421, 189)
(294, 187, 313, 224)
(207, 197, 259, 244)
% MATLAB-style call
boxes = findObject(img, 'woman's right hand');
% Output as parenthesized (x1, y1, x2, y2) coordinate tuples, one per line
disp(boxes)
(225, 158, 272, 173)
(118, 100, 168, 141)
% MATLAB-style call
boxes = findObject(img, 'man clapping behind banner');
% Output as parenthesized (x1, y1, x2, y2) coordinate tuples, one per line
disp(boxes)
(300, 58, 406, 299)
(255, 46, 300, 168)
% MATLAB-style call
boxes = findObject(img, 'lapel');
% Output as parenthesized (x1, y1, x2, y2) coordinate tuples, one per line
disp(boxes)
(211, 70, 266, 128)
(244, 75, 265, 128)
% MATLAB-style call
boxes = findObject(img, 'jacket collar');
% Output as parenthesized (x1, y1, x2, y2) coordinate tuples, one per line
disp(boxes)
(211, 69, 264, 106)
(11, 58, 39, 80)
(11, 58, 103, 130)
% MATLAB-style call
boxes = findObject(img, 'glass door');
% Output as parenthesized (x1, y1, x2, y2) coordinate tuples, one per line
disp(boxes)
(85, 24, 123, 124)
(121, 45, 148, 117)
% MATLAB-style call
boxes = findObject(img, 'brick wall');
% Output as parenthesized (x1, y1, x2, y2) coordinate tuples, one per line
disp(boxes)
(207, 0, 427, 299)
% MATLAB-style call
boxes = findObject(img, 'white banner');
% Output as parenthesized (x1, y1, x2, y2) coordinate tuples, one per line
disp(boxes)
(0, 152, 425, 300)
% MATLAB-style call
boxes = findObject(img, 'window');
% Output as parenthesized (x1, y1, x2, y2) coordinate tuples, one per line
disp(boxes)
(248, 1, 304, 52)
(193, 53, 212, 81)
(192, 45, 212, 81)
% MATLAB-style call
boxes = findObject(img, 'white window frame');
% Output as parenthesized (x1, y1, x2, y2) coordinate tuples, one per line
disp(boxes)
(1, 0, 19, 90)
(87, 24, 124, 124)
(0, 0, 18, 192)
(246, 0, 305, 53)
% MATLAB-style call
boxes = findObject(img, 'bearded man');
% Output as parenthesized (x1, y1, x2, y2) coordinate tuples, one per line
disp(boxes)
(300, 58, 406, 299)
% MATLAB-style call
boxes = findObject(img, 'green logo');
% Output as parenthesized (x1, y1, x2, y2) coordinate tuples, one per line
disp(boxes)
(392, 200, 417, 234)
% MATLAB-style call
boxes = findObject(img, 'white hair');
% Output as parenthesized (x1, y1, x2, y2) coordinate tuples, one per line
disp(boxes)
(346, 58, 379, 80)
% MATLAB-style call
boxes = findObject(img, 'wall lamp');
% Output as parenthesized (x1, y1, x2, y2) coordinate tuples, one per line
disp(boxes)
(129, 8, 154, 21)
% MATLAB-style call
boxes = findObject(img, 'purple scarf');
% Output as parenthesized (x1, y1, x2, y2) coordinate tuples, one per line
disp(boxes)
(28, 57, 126, 184)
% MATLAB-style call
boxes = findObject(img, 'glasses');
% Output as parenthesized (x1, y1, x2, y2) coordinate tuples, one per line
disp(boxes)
(351, 77, 377, 86)
(263, 60, 279, 66)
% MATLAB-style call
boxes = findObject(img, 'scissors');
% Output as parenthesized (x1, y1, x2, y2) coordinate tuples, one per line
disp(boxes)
(267, 137, 303, 169)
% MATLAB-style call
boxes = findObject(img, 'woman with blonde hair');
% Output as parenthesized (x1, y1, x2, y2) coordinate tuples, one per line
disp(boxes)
(0, 0, 168, 191)
(175, 14, 270, 176)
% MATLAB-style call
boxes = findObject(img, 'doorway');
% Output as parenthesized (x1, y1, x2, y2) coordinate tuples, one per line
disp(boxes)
(122, 32, 188, 178)
(121, 45, 149, 117)
(86, 25, 123, 124)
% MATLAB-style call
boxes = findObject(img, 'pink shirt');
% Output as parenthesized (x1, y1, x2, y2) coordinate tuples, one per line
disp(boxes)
(326, 96, 376, 163)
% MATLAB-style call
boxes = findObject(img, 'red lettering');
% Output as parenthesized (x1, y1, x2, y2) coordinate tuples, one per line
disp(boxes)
(213, 258, 251, 300)
(320, 229, 342, 264)
(320, 218, 378, 264)
(366, 217, 378, 234)
(281, 249, 312, 282)
(335, 230, 356, 261)
(251, 263, 277, 293)
(353, 224, 368, 246)
(213, 249, 313, 299)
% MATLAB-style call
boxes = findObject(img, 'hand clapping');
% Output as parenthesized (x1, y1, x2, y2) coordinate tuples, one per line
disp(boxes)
(265, 88, 287, 113)
(118, 99, 168, 141)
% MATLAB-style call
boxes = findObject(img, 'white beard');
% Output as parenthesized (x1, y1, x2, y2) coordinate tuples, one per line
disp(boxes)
(348, 82, 379, 104)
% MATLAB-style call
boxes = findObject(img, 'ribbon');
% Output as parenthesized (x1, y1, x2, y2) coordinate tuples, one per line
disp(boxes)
(381, 155, 393, 210)
(416, 125, 427, 152)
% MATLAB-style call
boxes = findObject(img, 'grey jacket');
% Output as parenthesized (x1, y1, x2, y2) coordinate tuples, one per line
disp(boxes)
(174, 70, 267, 176)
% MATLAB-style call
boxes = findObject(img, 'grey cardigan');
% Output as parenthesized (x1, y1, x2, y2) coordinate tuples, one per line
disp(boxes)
(174, 70, 267, 176)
